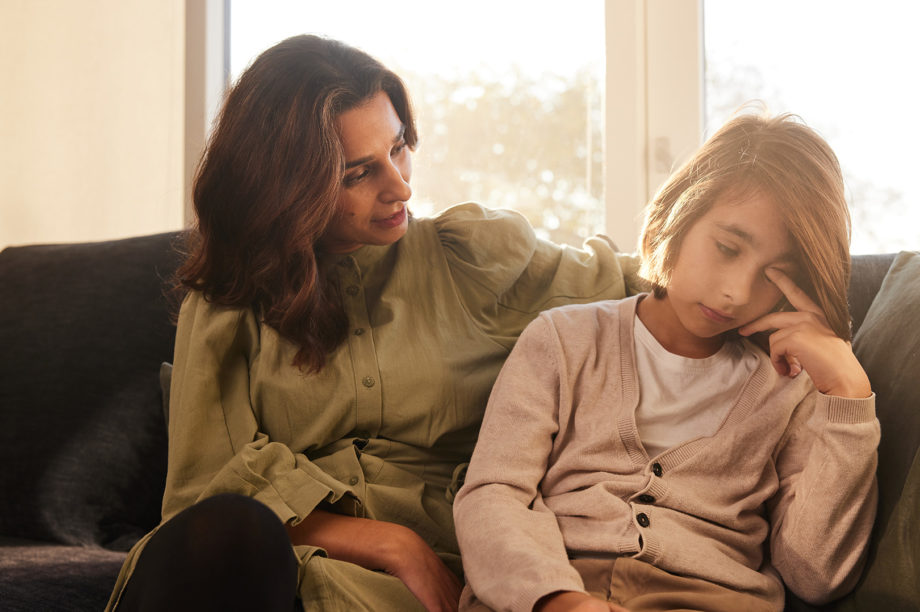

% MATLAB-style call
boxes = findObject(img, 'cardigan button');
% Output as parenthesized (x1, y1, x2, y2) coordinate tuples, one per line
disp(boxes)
(354, 328, 365, 336)
(652, 463, 663, 477)
(348, 476, 359, 485)
(362, 376, 376, 388)
(638, 494, 656, 504)
(346, 285, 359, 296)
(636, 513, 650, 528)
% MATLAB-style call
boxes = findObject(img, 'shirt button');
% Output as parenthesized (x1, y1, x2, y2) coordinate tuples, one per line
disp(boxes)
(354, 328, 365, 336)
(638, 494, 656, 504)
(362, 376, 376, 388)
(636, 513, 650, 528)
(348, 476, 359, 485)
(346, 285, 359, 296)
(652, 463, 664, 477)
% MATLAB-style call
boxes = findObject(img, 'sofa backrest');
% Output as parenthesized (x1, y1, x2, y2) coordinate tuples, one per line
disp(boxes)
(0, 232, 183, 550)
(0, 236, 906, 562)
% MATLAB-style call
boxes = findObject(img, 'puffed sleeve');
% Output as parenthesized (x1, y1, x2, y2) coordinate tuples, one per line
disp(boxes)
(162, 291, 353, 526)
(433, 202, 643, 348)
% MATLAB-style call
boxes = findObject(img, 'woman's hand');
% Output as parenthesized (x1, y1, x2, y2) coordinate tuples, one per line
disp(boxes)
(535, 591, 630, 612)
(384, 525, 463, 612)
(286, 509, 461, 611)
(738, 268, 871, 399)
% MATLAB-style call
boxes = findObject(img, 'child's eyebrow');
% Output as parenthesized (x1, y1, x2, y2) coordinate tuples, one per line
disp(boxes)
(715, 222, 756, 244)
(715, 222, 797, 264)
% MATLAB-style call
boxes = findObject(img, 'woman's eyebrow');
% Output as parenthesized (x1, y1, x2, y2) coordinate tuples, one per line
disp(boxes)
(344, 125, 406, 170)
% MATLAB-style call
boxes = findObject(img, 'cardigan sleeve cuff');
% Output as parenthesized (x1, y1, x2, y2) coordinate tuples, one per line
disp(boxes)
(818, 392, 876, 424)
(510, 576, 588, 612)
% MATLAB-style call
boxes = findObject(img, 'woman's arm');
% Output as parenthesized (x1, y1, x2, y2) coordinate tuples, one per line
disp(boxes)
(434, 203, 641, 349)
(287, 510, 461, 612)
(163, 292, 346, 523)
(167, 292, 461, 611)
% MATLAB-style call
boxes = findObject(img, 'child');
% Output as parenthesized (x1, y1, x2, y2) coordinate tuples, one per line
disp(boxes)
(452, 112, 879, 612)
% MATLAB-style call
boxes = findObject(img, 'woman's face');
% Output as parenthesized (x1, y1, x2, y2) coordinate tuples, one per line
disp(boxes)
(321, 91, 412, 254)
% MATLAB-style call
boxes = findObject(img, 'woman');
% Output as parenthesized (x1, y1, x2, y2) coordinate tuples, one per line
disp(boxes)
(107, 34, 640, 612)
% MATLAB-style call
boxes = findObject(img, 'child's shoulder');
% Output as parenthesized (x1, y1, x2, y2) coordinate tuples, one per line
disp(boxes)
(537, 295, 640, 331)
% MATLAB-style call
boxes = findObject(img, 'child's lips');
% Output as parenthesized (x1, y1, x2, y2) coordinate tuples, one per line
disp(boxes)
(699, 304, 735, 324)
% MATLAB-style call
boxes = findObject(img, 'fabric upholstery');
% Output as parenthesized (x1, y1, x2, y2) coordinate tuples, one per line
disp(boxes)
(788, 250, 920, 611)
(0, 233, 181, 549)
(0, 231, 912, 611)
(0, 536, 126, 612)
(838, 251, 920, 609)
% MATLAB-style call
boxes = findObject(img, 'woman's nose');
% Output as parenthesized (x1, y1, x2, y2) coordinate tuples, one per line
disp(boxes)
(381, 158, 412, 203)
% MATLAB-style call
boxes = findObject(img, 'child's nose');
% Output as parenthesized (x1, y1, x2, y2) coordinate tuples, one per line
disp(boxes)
(724, 270, 756, 305)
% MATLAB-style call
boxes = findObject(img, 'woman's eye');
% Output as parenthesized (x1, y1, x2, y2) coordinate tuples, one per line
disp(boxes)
(716, 242, 738, 257)
(344, 167, 370, 187)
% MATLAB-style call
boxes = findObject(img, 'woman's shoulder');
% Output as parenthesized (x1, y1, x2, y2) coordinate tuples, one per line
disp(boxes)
(404, 202, 539, 296)
(424, 202, 537, 261)
(176, 289, 260, 340)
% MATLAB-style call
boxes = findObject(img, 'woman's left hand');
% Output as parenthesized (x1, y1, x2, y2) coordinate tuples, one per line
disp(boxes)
(738, 268, 871, 399)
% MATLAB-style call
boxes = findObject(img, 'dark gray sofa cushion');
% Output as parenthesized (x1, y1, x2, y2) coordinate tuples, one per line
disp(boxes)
(852, 251, 920, 533)
(832, 250, 920, 610)
(0, 233, 182, 550)
(0, 536, 126, 612)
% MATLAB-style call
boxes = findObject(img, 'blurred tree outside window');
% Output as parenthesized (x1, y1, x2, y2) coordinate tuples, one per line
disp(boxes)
(704, 0, 920, 254)
(230, 0, 606, 247)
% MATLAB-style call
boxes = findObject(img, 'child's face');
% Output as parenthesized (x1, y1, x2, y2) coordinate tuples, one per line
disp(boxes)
(654, 190, 797, 354)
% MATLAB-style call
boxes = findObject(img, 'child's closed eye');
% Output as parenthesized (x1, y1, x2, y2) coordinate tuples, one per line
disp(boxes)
(715, 241, 739, 257)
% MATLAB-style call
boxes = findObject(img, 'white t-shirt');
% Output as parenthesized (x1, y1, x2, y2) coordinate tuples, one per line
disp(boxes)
(633, 314, 759, 458)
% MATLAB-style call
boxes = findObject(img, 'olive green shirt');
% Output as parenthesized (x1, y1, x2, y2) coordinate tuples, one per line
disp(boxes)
(107, 203, 640, 609)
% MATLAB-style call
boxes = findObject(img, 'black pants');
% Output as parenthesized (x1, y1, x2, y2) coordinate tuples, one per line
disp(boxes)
(117, 494, 299, 612)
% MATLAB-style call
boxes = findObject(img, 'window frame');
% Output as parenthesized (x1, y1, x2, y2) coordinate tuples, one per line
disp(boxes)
(604, 0, 703, 251)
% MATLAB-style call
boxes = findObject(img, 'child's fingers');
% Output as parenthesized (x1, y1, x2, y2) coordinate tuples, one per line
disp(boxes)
(764, 268, 822, 315)
(765, 326, 803, 377)
(738, 311, 814, 336)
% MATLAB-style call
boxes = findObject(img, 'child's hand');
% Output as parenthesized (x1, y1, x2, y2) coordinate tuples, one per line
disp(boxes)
(738, 268, 871, 399)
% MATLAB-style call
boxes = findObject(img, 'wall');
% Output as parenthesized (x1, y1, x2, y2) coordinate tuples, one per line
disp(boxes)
(0, 0, 186, 249)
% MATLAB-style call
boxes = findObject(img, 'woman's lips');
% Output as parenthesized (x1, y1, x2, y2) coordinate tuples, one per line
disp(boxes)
(374, 207, 406, 228)
(699, 304, 735, 324)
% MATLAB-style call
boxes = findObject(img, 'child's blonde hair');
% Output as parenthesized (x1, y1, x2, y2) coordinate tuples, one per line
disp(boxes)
(639, 111, 852, 340)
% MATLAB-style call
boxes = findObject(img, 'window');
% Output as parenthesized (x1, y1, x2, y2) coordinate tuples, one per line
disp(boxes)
(223, 1, 917, 254)
(230, 0, 606, 246)
(704, 0, 920, 254)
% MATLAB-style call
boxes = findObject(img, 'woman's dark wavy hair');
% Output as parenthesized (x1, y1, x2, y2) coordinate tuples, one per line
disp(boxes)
(176, 35, 417, 371)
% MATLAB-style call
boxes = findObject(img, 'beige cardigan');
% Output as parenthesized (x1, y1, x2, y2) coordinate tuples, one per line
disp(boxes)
(454, 296, 879, 612)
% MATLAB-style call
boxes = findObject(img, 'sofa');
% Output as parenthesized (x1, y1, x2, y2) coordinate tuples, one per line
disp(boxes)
(0, 232, 917, 611)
